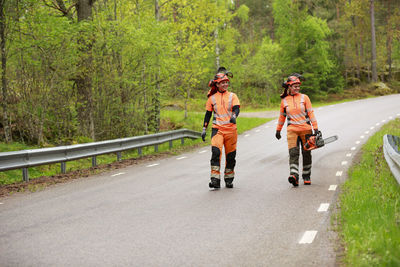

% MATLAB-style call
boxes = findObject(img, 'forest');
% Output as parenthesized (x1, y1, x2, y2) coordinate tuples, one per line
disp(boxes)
(0, 0, 399, 145)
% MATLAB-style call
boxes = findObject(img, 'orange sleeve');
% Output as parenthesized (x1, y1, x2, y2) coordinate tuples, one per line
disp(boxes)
(232, 93, 240, 107)
(304, 95, 318, 129)
(206, 97, 213, 112)
(276, 100, 286, 131)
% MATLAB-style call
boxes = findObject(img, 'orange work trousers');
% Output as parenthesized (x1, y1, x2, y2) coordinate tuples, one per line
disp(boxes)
(210, 128, 237, 181)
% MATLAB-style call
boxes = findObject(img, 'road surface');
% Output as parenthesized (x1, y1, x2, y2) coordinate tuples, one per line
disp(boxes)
(1, 94, 399, 266)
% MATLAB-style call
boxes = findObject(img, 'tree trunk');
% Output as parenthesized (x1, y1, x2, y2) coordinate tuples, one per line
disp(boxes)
(0, 0, 11, 142)
(76, 0, 96, 140)
(214, 0, 220, 69)
(153, 0, 160, 132)
(370, 0, 377, 82)
(386, 0, 392, 80)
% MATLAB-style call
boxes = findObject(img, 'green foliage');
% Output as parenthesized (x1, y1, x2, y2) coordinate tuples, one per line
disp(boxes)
(1, 0, 396, 146)
(337, 119, 400, 266)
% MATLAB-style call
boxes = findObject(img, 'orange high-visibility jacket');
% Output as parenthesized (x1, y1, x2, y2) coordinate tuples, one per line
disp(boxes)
(276, 93, 317, 132)
(206, 90, 240, 132)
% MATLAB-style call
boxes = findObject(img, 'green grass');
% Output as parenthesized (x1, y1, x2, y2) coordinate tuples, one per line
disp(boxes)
(0, 113, 272, 185)
(336, 118, 400, 266)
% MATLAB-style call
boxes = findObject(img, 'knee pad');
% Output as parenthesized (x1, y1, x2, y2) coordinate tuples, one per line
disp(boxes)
(211, 146, 221, 166)
(226, 150, 236, 169)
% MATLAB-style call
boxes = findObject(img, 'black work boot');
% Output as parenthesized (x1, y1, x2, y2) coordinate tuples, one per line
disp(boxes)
(303, 176, 311, 185)
(224, 178, 234, 188)
(209, 178, 221, 189)
(288, 174, 299, 187)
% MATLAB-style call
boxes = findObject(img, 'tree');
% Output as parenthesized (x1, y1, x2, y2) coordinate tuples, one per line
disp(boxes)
(0, 0, 11, 142)
(369, 0, 377, 82)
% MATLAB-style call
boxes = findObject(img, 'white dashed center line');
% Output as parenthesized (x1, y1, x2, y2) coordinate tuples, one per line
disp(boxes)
(299, 231, 318, 244)
(245, 134, 250, 137)
(318, 203, 330, 212)
(365, 131, 369, 134)
(376, 122, 380, 126)
(355, 141, 360, 144)
(360, 135, 364, 139)
(255, 129, 261, 132)
(111, 172, 125, 177)
(176, 156, 187, 160)
(382, 119, 386, 123)
(336, 171, 343, 176)
(265, 125, 270, 128)
(341, 161, 348, 166)
(370, 126, 374, 130)
(329, 185, 338, 191)
(0, 202, 3, 205)
(147, 163, 159, 167)
(199, 150, 207, 154)
(346, 153, 352, 157)
(351, 147, 356, 151)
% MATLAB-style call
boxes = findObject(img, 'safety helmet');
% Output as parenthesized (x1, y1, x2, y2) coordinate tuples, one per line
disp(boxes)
(286, 76, 301, 86)
(213, 73, 230, 84)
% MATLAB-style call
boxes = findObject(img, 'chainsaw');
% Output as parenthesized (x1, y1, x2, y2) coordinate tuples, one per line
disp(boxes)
(304, 131, 338, 151)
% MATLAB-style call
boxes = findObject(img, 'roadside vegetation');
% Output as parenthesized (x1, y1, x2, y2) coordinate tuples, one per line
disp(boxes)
(336, 118, 400, 266)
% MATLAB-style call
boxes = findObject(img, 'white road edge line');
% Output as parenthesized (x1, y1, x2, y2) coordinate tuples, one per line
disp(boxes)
(318, 203, 330, 212)
(299, 231, 318, 244)
(355, 141, 360, 144)
(370, 126, 374, 130)
(111, 172, 125, 177)
(336, 171, 343, 176)
(351, 147, 356, 151)
(346, 153, 352, 157)
(389, 116, 393, 119)
(265, 125, 270, 128)
(360, 135, 364, 139)
(245, 134, 250, 137)
(199, 150, 207, 154)
(0, 202, 3, 205)
(329, 185, 337, 191)
(341, 161, 348, 165)
(176, 156, 187, 160)
(365, 131, 369, 134)
(255, 129, 261, 132)
(147, 163, 160, 167)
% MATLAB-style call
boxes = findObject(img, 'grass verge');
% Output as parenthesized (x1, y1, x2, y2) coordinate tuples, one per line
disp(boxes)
(336, 118, 400, 266)
(0, 115, 272, 189)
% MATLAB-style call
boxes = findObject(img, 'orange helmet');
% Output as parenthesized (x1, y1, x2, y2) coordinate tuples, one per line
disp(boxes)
(213, 73, 230, 83)
(286, 76, 301, 86)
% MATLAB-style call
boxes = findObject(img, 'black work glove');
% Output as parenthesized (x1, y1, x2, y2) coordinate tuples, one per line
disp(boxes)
(230, 114, 237, 124)
(275, 130, 281, 140)
(314, 129, 321, 136)
(201, 127, 206, 142)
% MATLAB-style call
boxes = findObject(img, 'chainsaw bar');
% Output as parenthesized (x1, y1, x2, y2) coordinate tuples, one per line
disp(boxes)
(322, 135, 338, 145)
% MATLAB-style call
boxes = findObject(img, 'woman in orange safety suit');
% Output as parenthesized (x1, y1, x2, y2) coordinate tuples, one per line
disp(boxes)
(275, 74, 319, 187)
(202, 68, 240, 189)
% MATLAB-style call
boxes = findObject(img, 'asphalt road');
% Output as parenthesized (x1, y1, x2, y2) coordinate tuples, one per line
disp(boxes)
(1, 94, 399, 266)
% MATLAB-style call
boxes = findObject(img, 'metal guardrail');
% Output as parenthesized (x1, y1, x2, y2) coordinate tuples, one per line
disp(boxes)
(383, 134, 400, 185)
(0, 129, 201, 182)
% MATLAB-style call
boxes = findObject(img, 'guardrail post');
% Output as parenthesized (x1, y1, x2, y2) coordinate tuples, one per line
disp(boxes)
(117, 152, 122, 161)
(154, 144, 158, 152)
(169, 140, 173, 149)
(138, 147, 142, 156)
(61, 162, 66, 174)
(181, 137, 184, 145)
(92, 156, 97, 167)
(22, 168, 29, 182)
